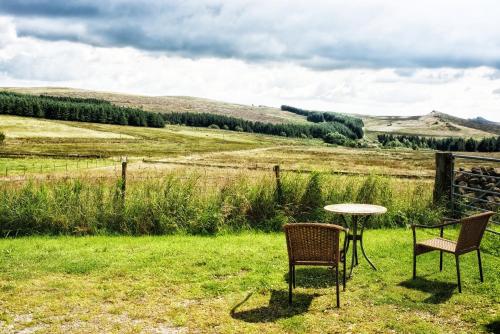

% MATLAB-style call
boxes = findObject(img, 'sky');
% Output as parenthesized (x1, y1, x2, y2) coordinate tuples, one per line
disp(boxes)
(0, 0, 500, 121)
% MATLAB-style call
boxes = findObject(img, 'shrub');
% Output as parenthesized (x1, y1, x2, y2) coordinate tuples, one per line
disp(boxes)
(0, 131, 5, 144)
(323, 132, 348, 145)
(208, 124, 220, 129)
(234, 126, 244, 132)
(0, 171, 443, 236)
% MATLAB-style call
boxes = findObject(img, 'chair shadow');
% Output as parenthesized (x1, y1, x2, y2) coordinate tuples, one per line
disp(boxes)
(284, 267, 339, 288)
(484, 319, 500, 333)
(398, 277, 456, 304)
(230, 290, 317, 323)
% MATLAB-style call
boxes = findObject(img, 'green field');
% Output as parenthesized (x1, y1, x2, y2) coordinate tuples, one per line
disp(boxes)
(3, 114, 499, 178)
(0, 231, 498, 333)
(1, 113, 499, 333)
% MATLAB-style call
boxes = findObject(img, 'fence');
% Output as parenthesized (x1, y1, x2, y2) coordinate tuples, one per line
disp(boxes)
(434, 152, 500, 235)
(0, 156, 118, 178)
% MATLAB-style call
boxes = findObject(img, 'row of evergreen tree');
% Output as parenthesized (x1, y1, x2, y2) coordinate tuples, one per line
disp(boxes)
(161, 112, 359, 139)
(377, 134, 500, 152)
(0, 91, 363, 141)
(0, 92, 165, 128)
(281, 105, 364, 139)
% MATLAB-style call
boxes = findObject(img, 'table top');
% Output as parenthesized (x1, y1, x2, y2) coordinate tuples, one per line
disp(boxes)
(324, 203, 387, 216)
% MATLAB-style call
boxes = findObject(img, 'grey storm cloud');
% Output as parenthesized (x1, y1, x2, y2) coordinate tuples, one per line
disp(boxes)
(2, 0, 500, 70)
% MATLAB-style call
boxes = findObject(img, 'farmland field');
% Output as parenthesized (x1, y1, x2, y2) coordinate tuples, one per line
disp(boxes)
(0, 113, 499, 333)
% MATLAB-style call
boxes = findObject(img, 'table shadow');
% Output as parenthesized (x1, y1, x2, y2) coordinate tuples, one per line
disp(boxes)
(230, 290, 318, 323)
(399, 277, 456, 304)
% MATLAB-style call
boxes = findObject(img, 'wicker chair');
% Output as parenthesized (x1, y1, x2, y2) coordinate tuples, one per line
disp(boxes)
(412, 211, 495, 292)
(284, 223, 348, 307)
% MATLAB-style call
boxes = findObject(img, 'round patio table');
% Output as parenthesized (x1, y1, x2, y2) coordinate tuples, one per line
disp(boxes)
(324, 203, 387, 278)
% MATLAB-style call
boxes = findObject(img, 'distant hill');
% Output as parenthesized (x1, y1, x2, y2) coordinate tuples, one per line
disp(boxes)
(2, 87, 497, 139)
(1, 87, 305, 125)
(435, 112, 500, 135)
(361, 111, 498, 138)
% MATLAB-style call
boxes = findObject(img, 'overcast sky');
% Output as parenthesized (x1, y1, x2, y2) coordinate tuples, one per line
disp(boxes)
(1, 0, 500, 121)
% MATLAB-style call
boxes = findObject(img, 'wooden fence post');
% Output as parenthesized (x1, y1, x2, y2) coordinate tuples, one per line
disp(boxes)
(433, 152, 454, 204)
(274, 165, 283, 204)
(121, 157, 127, 201)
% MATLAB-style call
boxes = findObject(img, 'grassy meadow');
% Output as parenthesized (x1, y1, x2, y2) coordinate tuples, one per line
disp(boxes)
(0, 231, 499, 333)
(1, 114, 499, 333)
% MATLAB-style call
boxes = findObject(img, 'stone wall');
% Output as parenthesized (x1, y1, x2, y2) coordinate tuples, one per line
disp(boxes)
(454, 166, 500, 210)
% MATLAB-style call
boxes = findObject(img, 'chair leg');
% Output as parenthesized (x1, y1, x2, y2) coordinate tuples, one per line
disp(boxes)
(288, 263, 293, 304)
(335, 265, 340, 308)
(413, 252, 417, 280)
(455, 255, 462, 293)
(477, 249, 483, 282)
(292, 265, 296, 288)
(439, 251, 443, 271)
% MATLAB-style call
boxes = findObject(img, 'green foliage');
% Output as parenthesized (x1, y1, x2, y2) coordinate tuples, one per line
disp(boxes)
(0, 172, 441, 236)
(0, 91, 165, 128)
(162, 111, 360, 140)
(281, 105, 364, 139)
(377, 133, 500, 152)
(0, 131, 5, 144)
(323, 132, 348, 145)
(208, 124, 220, 129)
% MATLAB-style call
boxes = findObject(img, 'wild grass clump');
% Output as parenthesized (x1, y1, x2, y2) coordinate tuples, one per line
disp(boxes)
(0, 171, 441, 236)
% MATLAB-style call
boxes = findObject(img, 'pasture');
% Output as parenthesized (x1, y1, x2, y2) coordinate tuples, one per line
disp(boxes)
(0, 231, 499, 333)
(0, 115, 499, 333)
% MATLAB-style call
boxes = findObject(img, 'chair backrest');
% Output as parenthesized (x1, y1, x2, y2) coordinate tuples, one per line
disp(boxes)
(284, 223, 343, 264)
(456, 211, 495, 252)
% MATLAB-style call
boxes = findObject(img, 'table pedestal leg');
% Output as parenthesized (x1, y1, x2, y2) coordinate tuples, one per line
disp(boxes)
(345, 215, 377, 278)
(359, 224, 377, 271)
(348, 217, 358, 278)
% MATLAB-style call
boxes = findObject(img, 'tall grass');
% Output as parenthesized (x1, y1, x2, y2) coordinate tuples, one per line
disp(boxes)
(0, 171, 442, 236)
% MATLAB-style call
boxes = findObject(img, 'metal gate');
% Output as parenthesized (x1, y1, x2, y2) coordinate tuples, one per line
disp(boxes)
(450, 154, 500, 235)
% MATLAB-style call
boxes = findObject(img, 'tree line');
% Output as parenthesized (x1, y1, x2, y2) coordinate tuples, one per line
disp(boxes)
(0, 92, 165, 128)
(377, 134, 500, 152)
(281, 105, 364, 139)
(161, 112, 360, 139)
(0, 91, 364, 141)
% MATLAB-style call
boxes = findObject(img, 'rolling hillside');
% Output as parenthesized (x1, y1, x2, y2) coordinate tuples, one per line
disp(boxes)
(2, 87, 498, 139)
(1, 87, 305, 124)
(360, 111, 498, 138)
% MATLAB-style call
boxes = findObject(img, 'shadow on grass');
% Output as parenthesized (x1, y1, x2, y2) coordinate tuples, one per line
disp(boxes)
(230, 290, 318, 323)
(399, 277, 456, 304)
(484, 319, 500, 334)
(283, 267, 340, 288)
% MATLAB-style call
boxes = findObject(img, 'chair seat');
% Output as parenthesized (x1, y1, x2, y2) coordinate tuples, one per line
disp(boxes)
(416, 237, 456, 254)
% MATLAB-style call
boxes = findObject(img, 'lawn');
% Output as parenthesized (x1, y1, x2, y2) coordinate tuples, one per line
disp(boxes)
(0, 230, 498, 333)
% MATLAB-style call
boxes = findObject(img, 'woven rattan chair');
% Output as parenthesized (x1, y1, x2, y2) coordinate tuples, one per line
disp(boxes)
(412, 211, 495, 293)
(284, 223, 348, 307)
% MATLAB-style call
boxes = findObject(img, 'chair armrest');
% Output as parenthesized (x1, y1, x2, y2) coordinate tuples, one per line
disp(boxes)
(411, 220, 460, 245)
(411, 220, 460, 229)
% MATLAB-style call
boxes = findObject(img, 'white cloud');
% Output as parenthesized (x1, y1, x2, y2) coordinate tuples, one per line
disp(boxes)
(0, 15, 500, 121)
